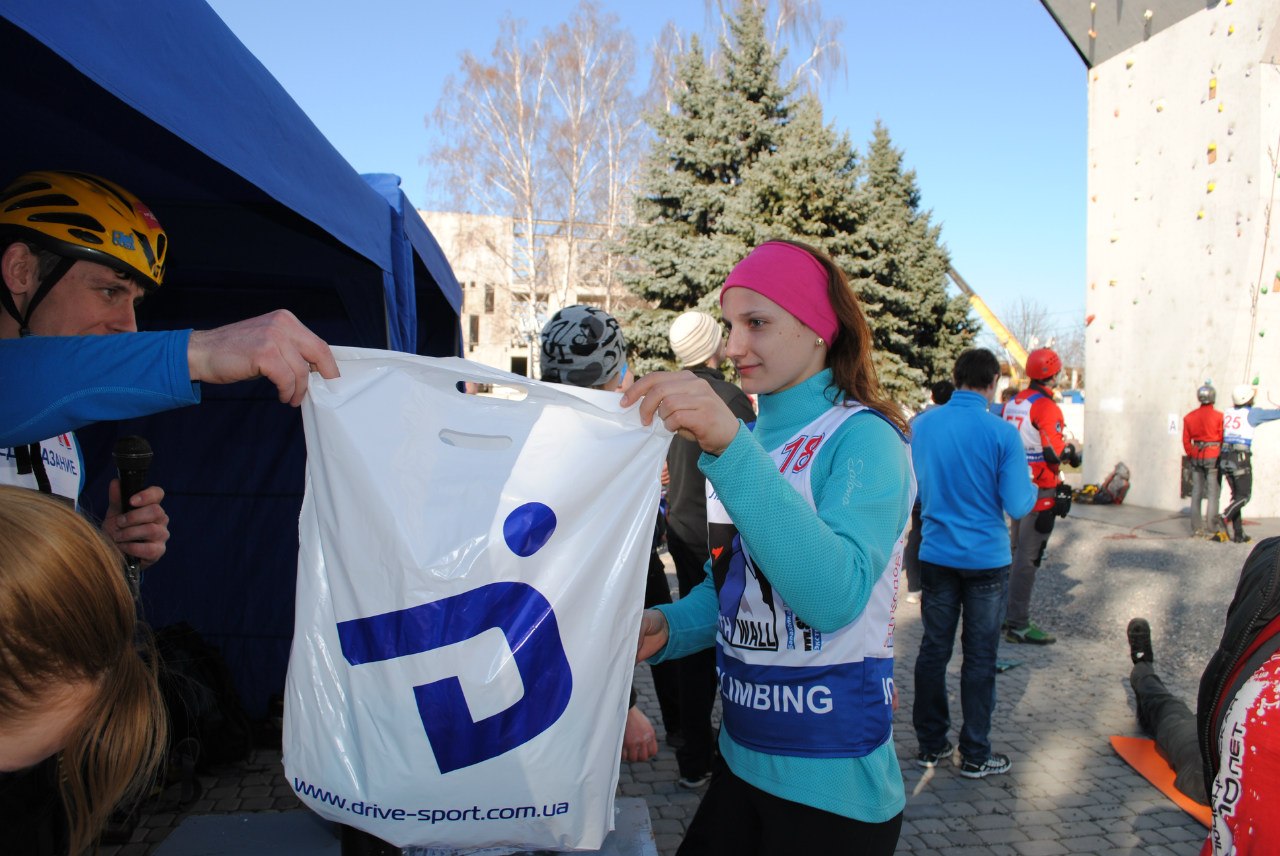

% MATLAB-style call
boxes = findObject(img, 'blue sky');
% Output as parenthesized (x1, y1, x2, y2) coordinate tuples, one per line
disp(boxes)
(206, 1, 1087, 339)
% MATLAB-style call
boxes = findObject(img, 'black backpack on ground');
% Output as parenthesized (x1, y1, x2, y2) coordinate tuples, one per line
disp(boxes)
(154, 621, 254, 787)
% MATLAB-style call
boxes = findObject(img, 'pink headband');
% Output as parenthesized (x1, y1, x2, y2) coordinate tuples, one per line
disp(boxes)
(720, 242, 838, 343)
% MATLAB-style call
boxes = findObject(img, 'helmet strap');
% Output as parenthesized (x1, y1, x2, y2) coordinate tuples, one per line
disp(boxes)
(7, 255, 76, 335)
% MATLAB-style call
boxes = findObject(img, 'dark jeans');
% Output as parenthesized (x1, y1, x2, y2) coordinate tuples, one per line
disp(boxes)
(676, 755, 902, 856)
(1130, 662, 1208, 805)
(645, 549, 681, 735)
(667, 532, 718, 779)
(913, 561, 1009, 763)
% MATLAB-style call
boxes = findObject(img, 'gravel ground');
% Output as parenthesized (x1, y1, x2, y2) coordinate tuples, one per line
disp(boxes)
(1011, 513, 1253, 697)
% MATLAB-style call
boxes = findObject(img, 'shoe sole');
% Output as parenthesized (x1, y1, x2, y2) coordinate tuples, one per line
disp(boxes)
(916, 746, 953, 768)
(1127, 619, 1152, 663)
(959, 765, 1011, 779)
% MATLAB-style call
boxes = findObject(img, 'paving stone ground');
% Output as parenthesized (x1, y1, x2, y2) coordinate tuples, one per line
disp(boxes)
(100, 502, 1270, 855)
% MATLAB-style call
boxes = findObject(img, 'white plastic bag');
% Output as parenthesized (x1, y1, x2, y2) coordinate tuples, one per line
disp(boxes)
(284, 348, 670, 851)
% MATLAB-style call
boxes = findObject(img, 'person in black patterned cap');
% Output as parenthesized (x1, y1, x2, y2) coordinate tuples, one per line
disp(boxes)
(539, 304, 681, 763)
(664, 310, 756, 788)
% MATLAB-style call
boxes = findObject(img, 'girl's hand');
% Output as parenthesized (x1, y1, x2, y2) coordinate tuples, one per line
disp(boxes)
(636, 609, 670, 663)
(621, 371, 740, 455)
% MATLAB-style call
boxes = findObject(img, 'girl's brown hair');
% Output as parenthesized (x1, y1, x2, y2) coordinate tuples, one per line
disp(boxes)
(767, 239, 909, 435)
(0, 486, 166, 854)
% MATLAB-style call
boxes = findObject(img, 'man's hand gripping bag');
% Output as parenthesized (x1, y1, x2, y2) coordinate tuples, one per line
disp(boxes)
(285, 349, 670, 851)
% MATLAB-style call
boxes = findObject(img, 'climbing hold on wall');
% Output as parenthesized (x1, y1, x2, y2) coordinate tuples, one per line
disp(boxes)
(1144, 10, 1154, 21)
(1114, 108, 1120, 117)
(1228, 25, 1235, 35)
(1260, 330, 1266, 338)
(1198, 210, 1206, 219)
(1156, 102, 1164, 112)
(1110, 233, 1120, 242)
(1090, 1, 1097, 10)
(1126, 58, 1135, 69)
(1089, 28, 1098, 39)
(1210, 78, 1218, 98)
(1208, 142, 1218, 164)
(1263, 286, 1269, 294)
(1207, 181, 1216, 193)
(1086, 314, 1096, 326)
(1109, 279, 1118, 287)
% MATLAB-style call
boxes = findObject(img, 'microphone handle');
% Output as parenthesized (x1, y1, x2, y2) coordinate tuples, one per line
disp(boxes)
(116, 464, 149, 597)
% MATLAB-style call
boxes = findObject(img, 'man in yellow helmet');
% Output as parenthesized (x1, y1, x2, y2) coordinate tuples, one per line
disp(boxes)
(0, 171, 173, 569)
(0, 170, 339, 567)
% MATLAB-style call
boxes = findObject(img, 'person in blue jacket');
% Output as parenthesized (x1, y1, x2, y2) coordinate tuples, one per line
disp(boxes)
(0, 172, 337, 449)
(623, 240, 913, 855)
(909, 348, 1036, 779)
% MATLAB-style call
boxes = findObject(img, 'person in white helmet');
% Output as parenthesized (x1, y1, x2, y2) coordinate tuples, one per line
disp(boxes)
(1217, 385, 1280, 543)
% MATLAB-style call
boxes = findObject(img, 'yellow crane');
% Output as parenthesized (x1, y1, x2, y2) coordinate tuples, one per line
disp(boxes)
(948, 267, 1030, 385)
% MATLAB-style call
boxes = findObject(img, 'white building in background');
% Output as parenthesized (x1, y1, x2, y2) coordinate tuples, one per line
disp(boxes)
(1043, 0, 1280, 513)
(420, 210, 641, 379)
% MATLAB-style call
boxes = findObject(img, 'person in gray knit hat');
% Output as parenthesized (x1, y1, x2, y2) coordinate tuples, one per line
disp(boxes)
(539, 304, 627, 388)
(537, 304, 681, 765)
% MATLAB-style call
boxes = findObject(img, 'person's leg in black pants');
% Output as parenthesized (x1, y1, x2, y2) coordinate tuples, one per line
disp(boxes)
(644, 548, 682, 738)
(676, 755, 902, 856)
(666, 532, 717, 780)
(1130, 662, 1208, 805)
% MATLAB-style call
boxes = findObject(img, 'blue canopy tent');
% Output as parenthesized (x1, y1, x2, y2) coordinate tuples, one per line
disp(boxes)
(1, 1, 461, 714)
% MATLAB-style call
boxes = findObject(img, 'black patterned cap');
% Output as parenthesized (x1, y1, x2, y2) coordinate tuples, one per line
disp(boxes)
(539, 305, 627, 388)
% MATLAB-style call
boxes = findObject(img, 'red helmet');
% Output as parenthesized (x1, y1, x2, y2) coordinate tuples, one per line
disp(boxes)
(1025, 348, 1062, 382)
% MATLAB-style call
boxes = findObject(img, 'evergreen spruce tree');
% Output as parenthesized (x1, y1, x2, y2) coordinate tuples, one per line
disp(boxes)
(622, 2, 793, 371)
(848, 123, 975, 404)
(623, 3, 972, 397)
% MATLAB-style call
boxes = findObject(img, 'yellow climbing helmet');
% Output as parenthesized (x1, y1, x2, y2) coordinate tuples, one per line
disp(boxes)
(0, 170, 167, 289)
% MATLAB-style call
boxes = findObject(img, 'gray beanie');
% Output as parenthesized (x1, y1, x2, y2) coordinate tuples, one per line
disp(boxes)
(540, 305, 627, 388)
(669, 310, 721, 367)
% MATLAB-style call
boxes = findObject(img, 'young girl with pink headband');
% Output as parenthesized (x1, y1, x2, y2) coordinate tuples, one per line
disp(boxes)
(624, 240, 913, 854)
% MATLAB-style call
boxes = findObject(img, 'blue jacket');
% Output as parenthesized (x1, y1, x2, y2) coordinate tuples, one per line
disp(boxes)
(0, 332, 200, 447)
(911, 389, 1036, 569)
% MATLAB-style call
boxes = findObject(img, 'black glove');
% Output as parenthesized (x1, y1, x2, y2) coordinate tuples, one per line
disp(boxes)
(1062, 443, 1082, 468)
(1054, 483, 1073, 518)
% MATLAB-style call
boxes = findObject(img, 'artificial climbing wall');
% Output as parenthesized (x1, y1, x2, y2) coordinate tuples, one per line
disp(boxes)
(1085, 1, 1280, 514)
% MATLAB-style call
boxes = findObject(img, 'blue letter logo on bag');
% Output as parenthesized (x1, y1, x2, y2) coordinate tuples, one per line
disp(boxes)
(337, 582, 573, 773)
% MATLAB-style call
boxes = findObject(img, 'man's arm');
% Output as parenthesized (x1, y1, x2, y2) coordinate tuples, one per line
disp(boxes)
(1248, 407, 1280, 428)
(1, 311, 338, 446)
(0, 330, 198, 447)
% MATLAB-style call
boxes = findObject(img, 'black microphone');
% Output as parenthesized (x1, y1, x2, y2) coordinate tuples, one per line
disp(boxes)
(113, 435, 153, 597)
